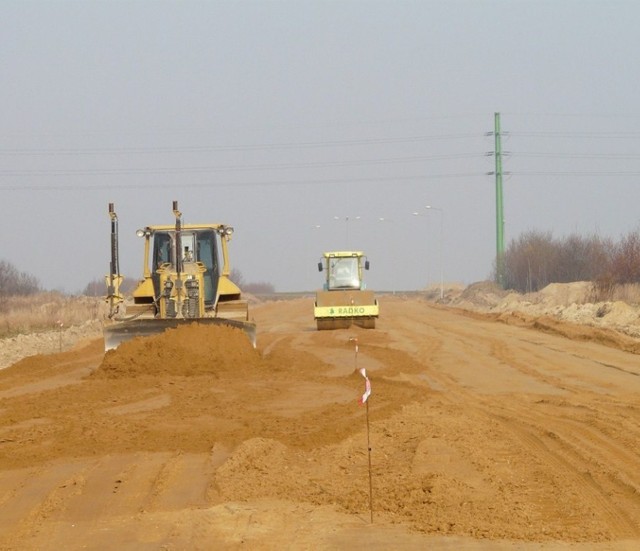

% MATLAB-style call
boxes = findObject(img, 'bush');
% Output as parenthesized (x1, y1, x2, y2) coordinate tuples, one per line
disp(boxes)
(0, 292, 106, 338)
(0, 260, 40, 298)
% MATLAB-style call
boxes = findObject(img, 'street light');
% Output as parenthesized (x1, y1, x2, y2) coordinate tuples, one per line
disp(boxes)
(378, 217, 395, 293)
(425, 205, 444, 300)
(411, 211, 432, 291)
(412, 206, 444, 300)
(333, 215, 361, 248)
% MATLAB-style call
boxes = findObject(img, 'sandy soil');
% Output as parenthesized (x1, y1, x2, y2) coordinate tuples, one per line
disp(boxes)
(0, 294, 639, 550)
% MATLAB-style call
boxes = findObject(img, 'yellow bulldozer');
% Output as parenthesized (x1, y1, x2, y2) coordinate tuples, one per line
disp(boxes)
(314, 251, 379, 330)
(104, 201, 256, 351)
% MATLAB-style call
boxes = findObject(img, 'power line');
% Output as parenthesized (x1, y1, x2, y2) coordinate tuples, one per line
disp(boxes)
(508, 152, 640, 160)
(6, 119, 640, 186)
(0, 153, 487, 177)
(0, 172, 487, 191)
(506, 131, 640, 139)
(0, 133, 486, 156)
(511, 170, 640, 176)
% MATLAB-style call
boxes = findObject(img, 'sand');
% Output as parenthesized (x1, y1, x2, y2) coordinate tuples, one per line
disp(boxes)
(0, 295, 639, 550)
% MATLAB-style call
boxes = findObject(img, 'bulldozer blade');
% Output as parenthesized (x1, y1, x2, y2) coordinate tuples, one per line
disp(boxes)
(104, 317, 257, 352)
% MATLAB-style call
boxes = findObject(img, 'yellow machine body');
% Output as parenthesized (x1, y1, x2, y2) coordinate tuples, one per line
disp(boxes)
(104, 203, 255, 351)
(314, 251, 379, 330)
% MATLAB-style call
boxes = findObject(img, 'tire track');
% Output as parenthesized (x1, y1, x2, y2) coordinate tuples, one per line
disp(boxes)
(484, 402, 640, 538)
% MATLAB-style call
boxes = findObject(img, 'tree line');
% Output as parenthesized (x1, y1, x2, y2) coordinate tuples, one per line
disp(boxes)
(0, 260, 40, 297)
(6, 228, 640, 300)
(498, 229, 640, 296)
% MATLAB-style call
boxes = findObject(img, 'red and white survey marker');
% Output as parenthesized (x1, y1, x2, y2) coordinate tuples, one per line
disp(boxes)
(359, 367, 371, 404)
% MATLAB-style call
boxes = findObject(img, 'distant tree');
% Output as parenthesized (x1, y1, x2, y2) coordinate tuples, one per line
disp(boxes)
(82, 276, 137, 297)
(229, 268, 245, 286)
(229, 268, 274, 294)
(244, 281, 276, 294)
(611, 231, 640, 284)
(499, 231, 616, 293)
(0, 260, 40, 297)
(502, 230, 556, 292)
(82, 279, 104, 297)
(556, 233, 612, 283)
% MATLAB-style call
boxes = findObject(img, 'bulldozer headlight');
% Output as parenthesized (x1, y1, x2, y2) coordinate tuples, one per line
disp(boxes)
(217, 226, 234, 236)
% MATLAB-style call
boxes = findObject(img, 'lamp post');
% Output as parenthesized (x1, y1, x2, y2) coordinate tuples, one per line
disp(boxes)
(412, 206, 444, 299)
(378, 217, 395, 293)
(334, 215, 361, 248)
(411, 211, 431, 291)
(425, 205, 444, 300)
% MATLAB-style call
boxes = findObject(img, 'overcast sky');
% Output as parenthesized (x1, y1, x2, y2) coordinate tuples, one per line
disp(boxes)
(3, 0, 640, 294)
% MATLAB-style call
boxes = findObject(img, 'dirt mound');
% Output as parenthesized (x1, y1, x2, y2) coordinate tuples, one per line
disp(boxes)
(457, 280, 509, 308)
(95, 323, 260, 378)
(537, 281, 594, 305)
(449, 281, 640, 345)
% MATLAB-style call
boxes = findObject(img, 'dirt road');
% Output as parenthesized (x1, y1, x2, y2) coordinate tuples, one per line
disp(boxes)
(0, 296, 639, 550)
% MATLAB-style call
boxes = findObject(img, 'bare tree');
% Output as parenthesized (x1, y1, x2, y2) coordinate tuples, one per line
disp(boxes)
(611, 231, 640, 284)
(229, 268, 245, 287)
(0, 260, 40, 297)
(503, 230, 556, 293)
(244, 281, 276, 294)
(501, 231, 613, 293)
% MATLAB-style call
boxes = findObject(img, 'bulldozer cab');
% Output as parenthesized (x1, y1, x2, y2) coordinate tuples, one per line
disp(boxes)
(319, 251, 370, 291)
(151, 228, 220, 307)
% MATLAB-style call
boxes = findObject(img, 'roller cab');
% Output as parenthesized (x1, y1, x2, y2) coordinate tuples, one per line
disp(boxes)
(314, 251, 379, 330)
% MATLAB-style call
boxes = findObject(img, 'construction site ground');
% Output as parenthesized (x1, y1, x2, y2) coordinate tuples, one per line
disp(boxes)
(0, 293, 639, 550)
